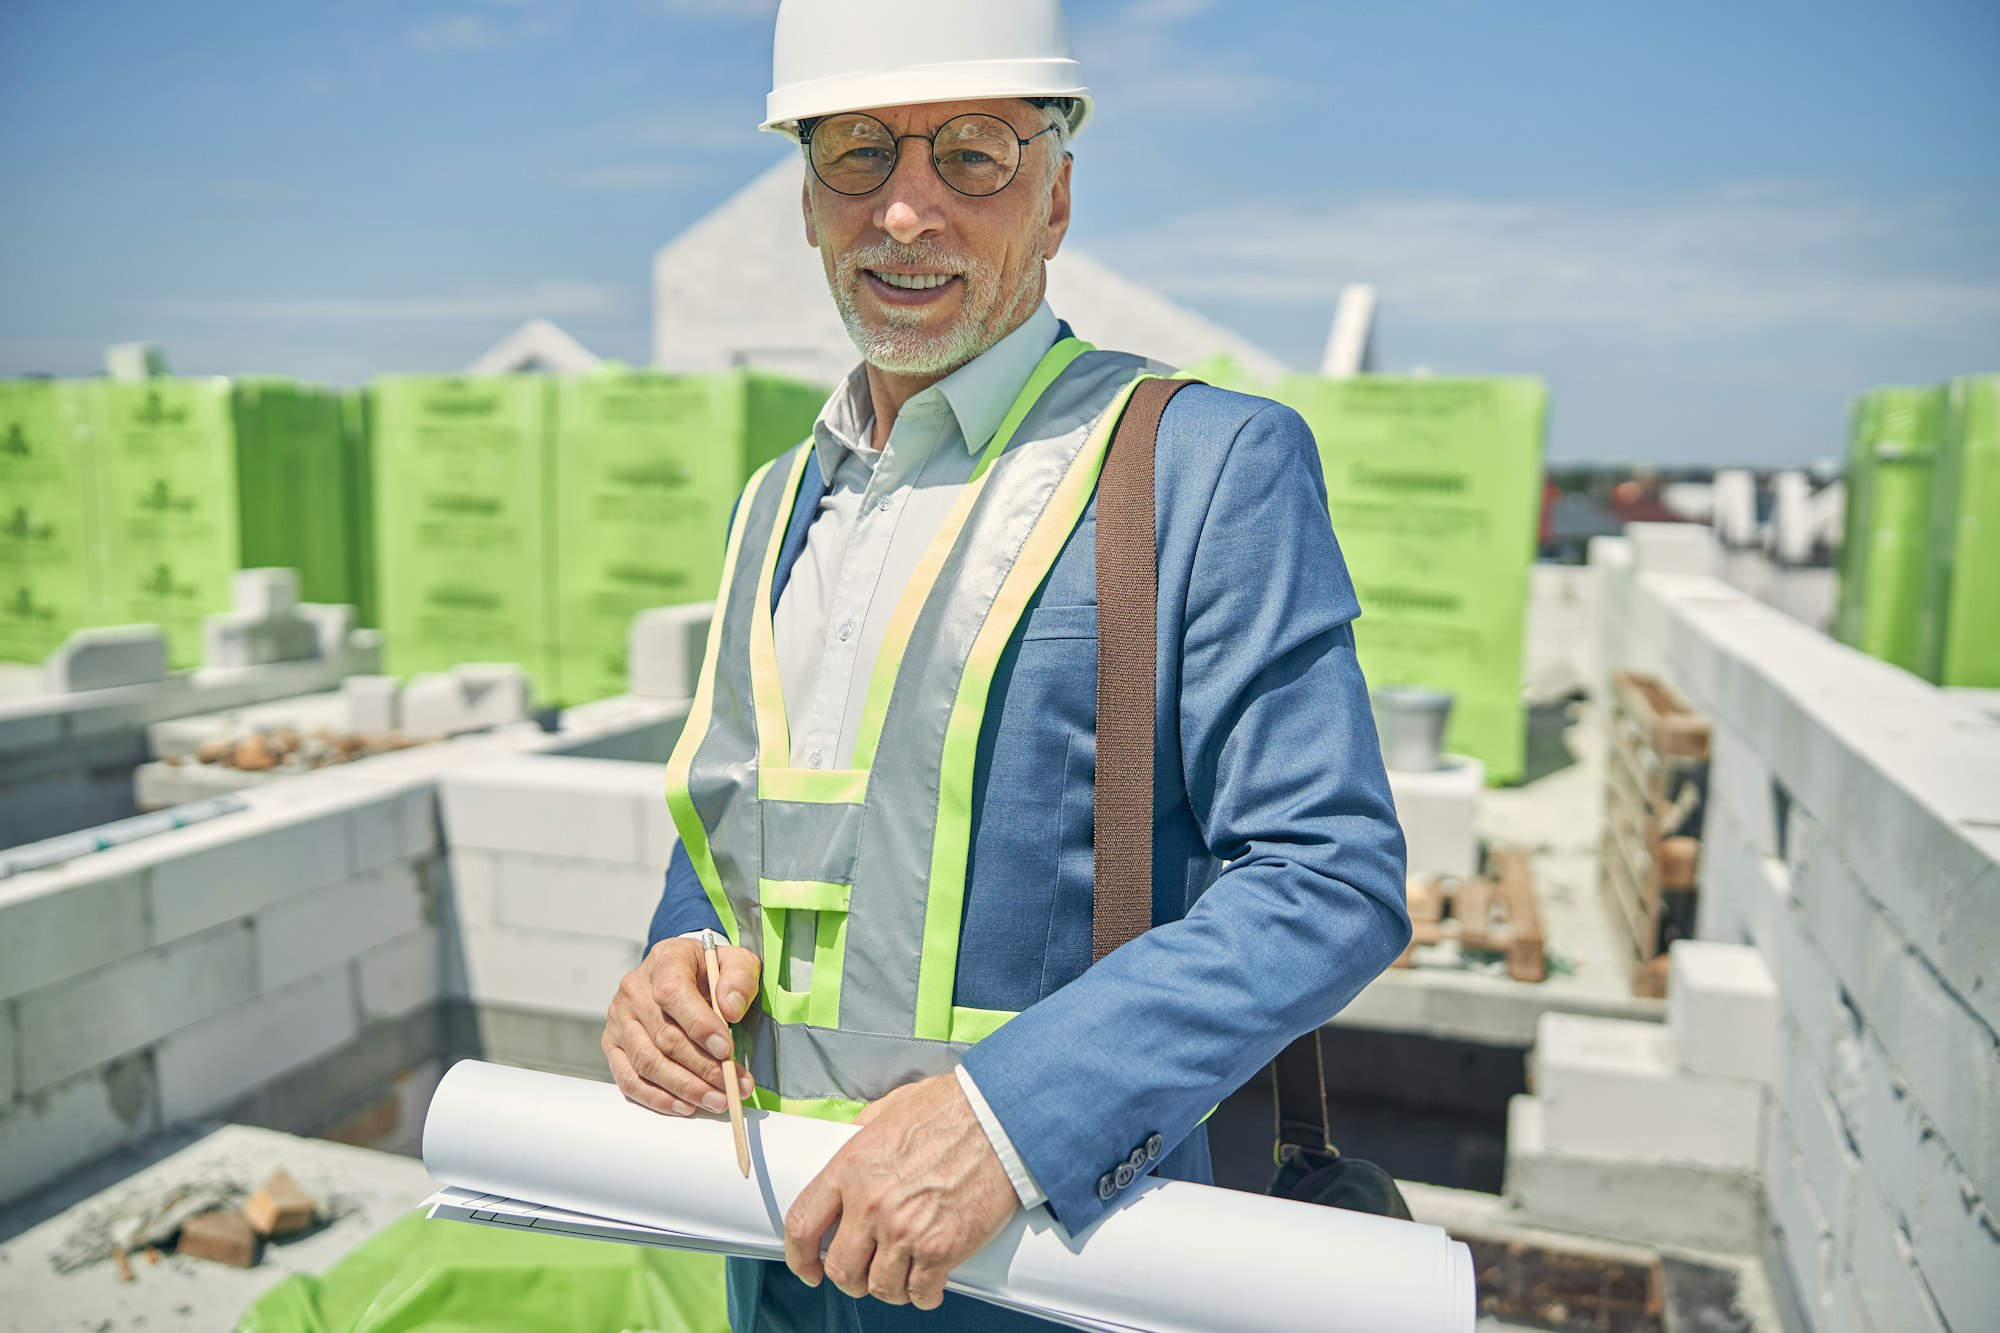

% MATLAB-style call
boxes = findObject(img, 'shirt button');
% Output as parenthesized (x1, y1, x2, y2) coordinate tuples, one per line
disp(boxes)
(807, 752, 821, 769)
(877, 495, 893, 512)
(837, 621, 853, 641)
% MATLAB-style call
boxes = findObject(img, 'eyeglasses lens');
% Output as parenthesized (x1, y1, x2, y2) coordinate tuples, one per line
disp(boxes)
(809, 114, 1024, 198)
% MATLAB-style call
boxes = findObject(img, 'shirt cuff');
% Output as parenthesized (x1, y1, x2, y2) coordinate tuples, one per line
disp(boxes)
(955, 1065, 1048, 1210)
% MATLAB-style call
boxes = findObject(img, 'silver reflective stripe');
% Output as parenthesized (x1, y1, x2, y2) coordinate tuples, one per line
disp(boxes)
(837, 352, 1148, 1032)
(759, 800, 863, 883)
(746, 1017, 970, 1104)
(688, 449, 801, 955)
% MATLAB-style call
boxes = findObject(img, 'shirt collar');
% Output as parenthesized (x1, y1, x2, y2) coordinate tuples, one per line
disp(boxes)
(809, 300, 1061, 479)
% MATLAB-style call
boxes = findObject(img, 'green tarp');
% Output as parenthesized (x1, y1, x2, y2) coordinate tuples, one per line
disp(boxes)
(548, 370, 817, 705)
(368, 375, 558, 693)
(1835, 384, 1941, 673)
(1920, 374, 2000, 687)
(1275, 375, 1548, 786)
(238, 1211, 728, 1333)
(0, 379, 100, 663)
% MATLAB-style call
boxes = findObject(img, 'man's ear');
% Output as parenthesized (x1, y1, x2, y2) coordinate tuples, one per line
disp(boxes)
(1042, 153, 1072, 261)
(802, 175, 819, 249)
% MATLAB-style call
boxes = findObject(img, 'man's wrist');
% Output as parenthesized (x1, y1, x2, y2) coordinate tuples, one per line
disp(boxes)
(954, 1065, 1048, 1210)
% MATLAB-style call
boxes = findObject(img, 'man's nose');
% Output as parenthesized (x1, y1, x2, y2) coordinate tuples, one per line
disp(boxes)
(873, 144, 949, 246)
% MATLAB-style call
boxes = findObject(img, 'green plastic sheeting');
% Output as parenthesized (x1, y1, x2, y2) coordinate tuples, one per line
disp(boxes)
(238, 1211, 728, 1333)
(1919, 374, 2000, 687)
(369, 376, 559, 694)
(234, 378, 362, 610)
(0, 380, 101, 663)
(1277, 376, 1548, 786)
(550, 370, 818, 705)
(1835, 384, 1941, 673)
(90, 378, 242, 669)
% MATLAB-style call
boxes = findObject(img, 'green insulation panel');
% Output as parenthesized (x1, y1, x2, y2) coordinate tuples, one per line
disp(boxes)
(369, 375, 556, 694)
(1275, 375, 1549, 785)
(1921, 374, 2000, 687)
(0, 380, 101, 663)
(1837, 384, 1940, 673)
(233, 378, 357, 608)
(91, 378, 240, 668)
(550, 369, 821, 705)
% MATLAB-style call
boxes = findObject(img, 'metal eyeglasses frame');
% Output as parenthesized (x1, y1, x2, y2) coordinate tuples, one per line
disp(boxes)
(800, 112, 1062, 198)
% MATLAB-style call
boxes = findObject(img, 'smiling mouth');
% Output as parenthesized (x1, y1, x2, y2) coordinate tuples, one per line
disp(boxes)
(867, 270, 960, 291)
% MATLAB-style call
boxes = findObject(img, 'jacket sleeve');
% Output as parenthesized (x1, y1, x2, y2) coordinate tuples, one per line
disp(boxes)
(956, 400, 1412, 1233)
(647, 837, 726, 952)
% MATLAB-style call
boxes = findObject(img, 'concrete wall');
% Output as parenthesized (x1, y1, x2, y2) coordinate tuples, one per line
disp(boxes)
(1592, 533, 2000, 1333)
(0, 695, 690, 1205)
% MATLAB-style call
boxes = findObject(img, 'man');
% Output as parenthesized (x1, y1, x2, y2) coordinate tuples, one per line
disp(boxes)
(600, 1, 1410, 1327)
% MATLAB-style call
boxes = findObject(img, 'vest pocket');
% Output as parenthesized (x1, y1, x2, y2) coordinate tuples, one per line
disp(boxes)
(758, 878, 851, 1028)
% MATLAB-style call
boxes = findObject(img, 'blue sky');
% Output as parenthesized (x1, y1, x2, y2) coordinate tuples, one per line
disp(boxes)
(3, 0, 1995, 465)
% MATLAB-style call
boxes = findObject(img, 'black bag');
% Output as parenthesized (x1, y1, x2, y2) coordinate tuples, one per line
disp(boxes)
(1093, 377, 1410, 1222)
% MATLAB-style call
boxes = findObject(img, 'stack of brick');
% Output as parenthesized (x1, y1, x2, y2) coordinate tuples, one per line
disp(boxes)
(1590, 532, 2000, 1333)
(1504, 940, 1774, 1252)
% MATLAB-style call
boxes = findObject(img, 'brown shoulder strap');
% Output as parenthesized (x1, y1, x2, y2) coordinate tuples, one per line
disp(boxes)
(1092, 377, 1198, 962)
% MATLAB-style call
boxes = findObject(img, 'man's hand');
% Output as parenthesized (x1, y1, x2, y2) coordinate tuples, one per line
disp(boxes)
(784, 1073, 1019, 1310)
(602, 937, 758, 1116)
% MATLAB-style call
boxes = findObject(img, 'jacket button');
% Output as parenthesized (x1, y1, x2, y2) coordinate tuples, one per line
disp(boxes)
(1128, 1147, 1148, 1171)
(1145, 1133, 1163, 1161)
(1097, 1173, 1117, 1200)
(1113, 1162, 1136, 1189)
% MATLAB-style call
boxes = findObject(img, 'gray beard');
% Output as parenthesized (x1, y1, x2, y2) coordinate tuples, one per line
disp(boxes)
(826, 236, 1046, 378)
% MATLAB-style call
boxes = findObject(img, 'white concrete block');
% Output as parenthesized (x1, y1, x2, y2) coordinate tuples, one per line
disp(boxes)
(438, 755, 666, 862)
(0, 1003, 15, 1104)
(40, 624, 169, 694)
(455, 663, 532, 729)
(0, 1056, 156, 1207)
(1625, 522, 1721, 577)
(1828, 1026, 1929, 1234)
(155, 964, 359, 1122)
(16, 922, 255, 1093)
(295, 601, 353, 659)
(342, 674, 401, 734)
(232, 567, 299, 618)
(256, 861, 429, 992)
(1766, 1108, 1837, 1318)
(1668, 939, 1778, 1083)
(401, 672, 470, 738)
(628, 603, 712, 701)
(1705, 716, 1782, 862)
(1386, 757, 1482, 879)
(494, 851, 663, 940)
(1502, 1095, 1764, 1252)
(1848, 1170, 1950, 1333)
(1773, 1016, 1862, 1244)
(0, 870, 147, 1001)
(354, 925, 441, 1023)
(447, 922, 640, 1020)
(640, 788, 679, 872)
(348, 784, 438, 872)
(1532, 1011, 1766, 1171)
(146, 802, 354, 944)
(446, 847, 503, 925)
(1910, 1135, 2000, 1333)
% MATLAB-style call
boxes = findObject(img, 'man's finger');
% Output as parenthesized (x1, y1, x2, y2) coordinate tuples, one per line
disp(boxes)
(866, 1239, 914, 1306)
(652, 957, 734, 1061)
(907, 1250, 952, 1312)
(622, 1020, 721, 1113)
(822, 1217, 877, 1301)
(604, 1042, 693, 1117)
(784, 1171, 840, 1287)
(712, 944, 761, 1023)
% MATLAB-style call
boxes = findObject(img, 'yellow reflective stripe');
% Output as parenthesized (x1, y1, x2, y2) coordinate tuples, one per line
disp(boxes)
(850, 336, 1093, 771)
(747, 1087, 865, 1123)
(913, 374, 1155, 1040)
(663, 459, 775, 946)
(760, 906, 811, 1025)
(811, 909, 847, 1028)
(758, 879, 853, 912)
(749, 446, 814, 771)
(758, 766, 868, 803)
(948, 1005, 1018, 1043)
(970, 336, 1092, 481)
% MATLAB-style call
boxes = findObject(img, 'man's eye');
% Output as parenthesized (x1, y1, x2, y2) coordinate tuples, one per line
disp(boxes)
(838, 146, 891, 163)
(942, 149, 995, 167)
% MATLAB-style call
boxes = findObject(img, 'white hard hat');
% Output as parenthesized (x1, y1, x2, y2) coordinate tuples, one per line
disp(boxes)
(761, 0, 1093, 141)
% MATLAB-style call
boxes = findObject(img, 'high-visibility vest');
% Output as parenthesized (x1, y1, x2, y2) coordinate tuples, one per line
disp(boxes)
(664, 337, 1156, 1121)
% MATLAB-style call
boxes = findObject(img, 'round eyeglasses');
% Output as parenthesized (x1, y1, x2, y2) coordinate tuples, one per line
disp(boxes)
(803, 112, 1060, 199)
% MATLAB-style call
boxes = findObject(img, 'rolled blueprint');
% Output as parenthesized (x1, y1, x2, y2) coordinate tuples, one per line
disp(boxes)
(424, 1060, 1475, 1333)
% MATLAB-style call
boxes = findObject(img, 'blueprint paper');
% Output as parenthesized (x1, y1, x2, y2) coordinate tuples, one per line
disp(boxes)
(423, 1060, 1475, 1333)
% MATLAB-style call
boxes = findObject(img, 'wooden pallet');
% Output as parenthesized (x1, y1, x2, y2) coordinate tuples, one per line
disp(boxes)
(1600, 671, 1710, 996)
(1397, 846, 1546, 982)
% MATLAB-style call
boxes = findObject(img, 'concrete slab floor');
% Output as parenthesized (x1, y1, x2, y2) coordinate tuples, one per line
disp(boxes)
(0, 1123, 434, 1333)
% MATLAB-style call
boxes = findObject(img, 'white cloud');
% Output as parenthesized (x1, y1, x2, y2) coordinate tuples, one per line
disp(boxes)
(172, 280, 629, 322)
(1096, 183, 2000, 334)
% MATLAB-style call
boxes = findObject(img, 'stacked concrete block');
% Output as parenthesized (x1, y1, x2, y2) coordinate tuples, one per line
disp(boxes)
(401, 664, 532, 738)
(1386, 757, 1482, 880)
(628, 602, 713, 702)
(40, 625, 169, 693)
(1668, 940, 1778, 1084)
(343, 674, 401, 734)
(1589, 559, 2000, 1331)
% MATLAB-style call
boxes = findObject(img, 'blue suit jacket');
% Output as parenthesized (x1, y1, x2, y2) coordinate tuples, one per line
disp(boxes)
(648, 378, 1411, 1239)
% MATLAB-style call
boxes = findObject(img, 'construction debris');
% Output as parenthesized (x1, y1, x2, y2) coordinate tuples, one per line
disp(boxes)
(244, 1168, 316, 1238)
(1396, 846, 1549, 983)
(1598, 671, 1710, 997)
(176, 1210, 259, 1269)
